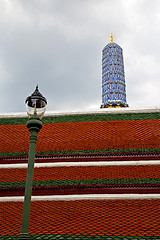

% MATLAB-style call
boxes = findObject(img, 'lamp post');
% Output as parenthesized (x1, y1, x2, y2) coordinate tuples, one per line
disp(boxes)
(19, 86, 47, 239)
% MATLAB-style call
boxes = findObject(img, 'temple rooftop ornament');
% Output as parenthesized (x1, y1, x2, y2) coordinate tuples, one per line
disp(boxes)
(101, 34, 128, 108)
(108, 32, 117, 43)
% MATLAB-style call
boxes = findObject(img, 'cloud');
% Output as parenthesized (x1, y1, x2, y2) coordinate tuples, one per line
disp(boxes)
(0, 0, 159, 113)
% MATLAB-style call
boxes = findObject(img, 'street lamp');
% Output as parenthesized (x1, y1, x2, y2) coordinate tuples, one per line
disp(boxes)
(19, 86, 47, 239)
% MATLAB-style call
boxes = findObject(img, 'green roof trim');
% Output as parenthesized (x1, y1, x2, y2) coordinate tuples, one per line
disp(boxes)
(0, 151, 28, 157)
(36, 147, 160, 156)
(0, 111, 160, 126)
(1, 178, 160, 188)
(43, 112, 160, 123)
(1, 234, 160, 239)
(0, 147, 160, 157)
(0, 117, 27, 126)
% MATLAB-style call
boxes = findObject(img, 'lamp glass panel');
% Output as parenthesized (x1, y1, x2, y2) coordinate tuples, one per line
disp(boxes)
(26, 99, 46, 119)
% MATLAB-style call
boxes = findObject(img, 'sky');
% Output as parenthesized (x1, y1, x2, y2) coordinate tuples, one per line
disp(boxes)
(0, 0, 160, 114)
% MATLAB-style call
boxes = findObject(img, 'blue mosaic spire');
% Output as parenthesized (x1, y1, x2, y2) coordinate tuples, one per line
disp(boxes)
(101, 34, 128, 108)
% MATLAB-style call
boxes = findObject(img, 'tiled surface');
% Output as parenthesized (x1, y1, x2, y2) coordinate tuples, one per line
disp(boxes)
(37, 119, 160, 153)
(0, 118, 160, 156)
(1, 113, 160, 238)
(1, 165, 160, 183)
(1, 200, 160, 237)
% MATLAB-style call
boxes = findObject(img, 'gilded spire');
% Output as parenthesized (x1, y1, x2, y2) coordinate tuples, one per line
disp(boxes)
(108, 33, 117, 43)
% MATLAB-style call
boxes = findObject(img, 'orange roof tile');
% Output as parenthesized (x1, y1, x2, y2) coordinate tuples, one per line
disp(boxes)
(1, 165, 160, 183)
(38, 119, 160, 152)
(1, 199, 160, 237)
(0, 118, 160, 155)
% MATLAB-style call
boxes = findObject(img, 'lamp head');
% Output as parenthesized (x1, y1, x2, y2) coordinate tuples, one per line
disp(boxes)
(25, 85, 47, 119)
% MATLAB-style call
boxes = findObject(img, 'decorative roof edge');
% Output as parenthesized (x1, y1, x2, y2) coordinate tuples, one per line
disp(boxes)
(0, 107, 160, 118)
(1, 193, 160, 202)
(0, 234, 160, 240)
(1, 183, 160, 197)
(1, 160, 160, 169)
(1, 235, 159, 240)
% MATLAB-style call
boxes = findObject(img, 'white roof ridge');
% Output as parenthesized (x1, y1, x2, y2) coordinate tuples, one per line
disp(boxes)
(1, 160, 160, 169)
(0, 107, 160, 118)
(1, 193, 160, 202)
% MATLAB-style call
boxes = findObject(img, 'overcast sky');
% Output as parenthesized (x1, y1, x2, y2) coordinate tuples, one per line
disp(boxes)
(0, 0, 160, 114)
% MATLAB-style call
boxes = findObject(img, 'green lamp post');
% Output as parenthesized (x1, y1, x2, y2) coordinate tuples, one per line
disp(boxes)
(19, 86, 47, 239)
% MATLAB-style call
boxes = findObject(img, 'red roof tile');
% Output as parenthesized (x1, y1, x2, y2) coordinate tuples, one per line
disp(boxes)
(1, 165, 160, 183)
(1, 199, 160, 236)
(38, 120, 160, 152)
(0, 118, 160, 155)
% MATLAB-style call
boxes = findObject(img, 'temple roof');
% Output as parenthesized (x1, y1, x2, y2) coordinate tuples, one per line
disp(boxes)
(1, 199, 160, 239)
(1, 108, 160, 239)
(0, 108, 160, 157)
